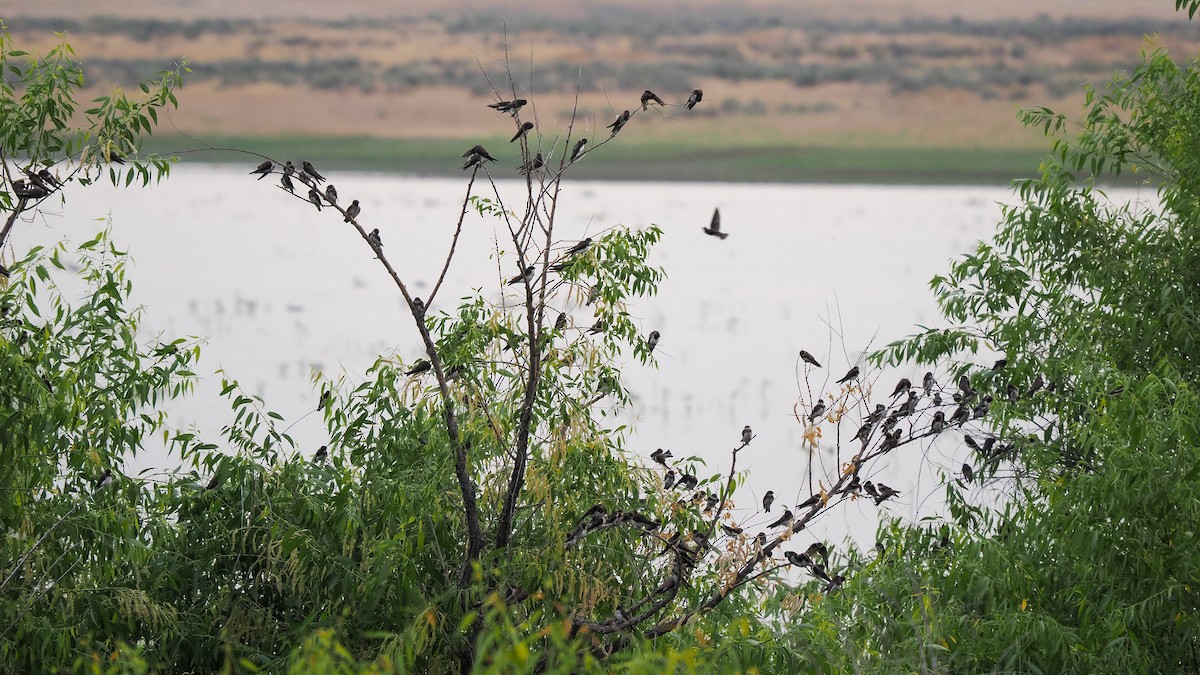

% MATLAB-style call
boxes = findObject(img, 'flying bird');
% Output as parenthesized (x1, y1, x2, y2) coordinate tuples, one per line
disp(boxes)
(763, 490, 775, 512)
(741, 425, 753, 444)
(685, 89, 703, 110)
(344, 199, 361, 222)
(799, 350, 822, 368)
(570, 138, 588, 162)
(250, 160, 273, 179)
(510, 122, 535, 142)
(836, 366, 860, 384)
(301, 161, 326, 183)
(641, 89, 666, 110)
(506, 265, 535, 286)
(703, 208, 728, 239)
(607, 110, 631, 136)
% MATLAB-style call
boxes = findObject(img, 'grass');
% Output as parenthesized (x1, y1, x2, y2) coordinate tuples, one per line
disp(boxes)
(140, 133, 1055, 185)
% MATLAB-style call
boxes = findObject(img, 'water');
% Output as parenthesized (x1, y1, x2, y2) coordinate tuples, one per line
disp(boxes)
(7, 166, 1152, 547)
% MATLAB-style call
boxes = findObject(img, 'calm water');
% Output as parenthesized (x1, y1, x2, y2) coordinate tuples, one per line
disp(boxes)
(8, 166, 1154, 546)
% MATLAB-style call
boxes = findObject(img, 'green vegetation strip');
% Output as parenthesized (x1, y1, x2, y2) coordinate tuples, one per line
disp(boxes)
(141, 134, 1053, 184)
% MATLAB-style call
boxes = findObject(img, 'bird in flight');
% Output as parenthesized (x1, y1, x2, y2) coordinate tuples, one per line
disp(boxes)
(703, 208, 728, 239)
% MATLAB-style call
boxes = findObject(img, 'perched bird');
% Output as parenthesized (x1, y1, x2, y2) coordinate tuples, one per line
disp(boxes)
(962, 463, 975, 482)
(405, 359, 430, 376)
(307, 188, 323, 211)
(825, 574, 846, 593)
(367, 228, 383, 250)
(964, 434, 980, 451)
(647, 330, 660, 353)
(973, 396, 992, 419)
(587, 319, 606, 335)
(932, 392, 943, 406)
(863, 481, 879, 498)
(685, 89, 703, 110)
(799, 350, 822, 368)
(836, 366, 860, 384)
(462, 144, 497, 162)
(1007, 383, 1020, 404)
(853, 421, 873, 443)
(808, 399, 827, 423)
(798, 493, 821, 509)
(721, 524, 744, 537)
(703, 208, 729, 239)
(923, 371, 936, 396)
(282, 160, 296, 176)
(564, 238, 593, 256)
(607, 110, 631, 136)
(318, 390, 332, 410)
(510, 121, 535, 142)
(930, 410, 946, 433)
(344, 199, 361, 222)
(754, 532, 768, 549)
(488, 98, 527, 115)
(506, 265, 535, 286)
(785, 550, 812, 568)
(93, 469, 113, 493)
(570, 138, 588, 162)
(900, 391, 919, 416)
(958, 374, 972, 394)
(806, 542, 830, 567)
(27, 168, 60, 191)
(663, 469, 676, 489)
(891, 378, 912, 398)
(992, 358, 1007, 371)
(763, 490, 775, 512)
(302, 160, 326, 183)
(677, 473, 698, 490)
(313, 445, 328, 463)
(879, 428, 902, 451)
(519, 151, 544, 175)
(866, 403, 887, 426)
(1028, 374, 1045, 397)
(586, 285, 600, 306)
(650, 448, 673, 466)
(461, 153, 485, 171)
(767, 508, 793, 529)
(250, 160, 274, 179)
(950, 404, 970, 426)
(704, 493, 719, 512)
(874, 483, 900, 504)
(641, 89, 666, 110)
(555, 312, 568, 331)
(280, 172, 296, 194)
(741, 425, 753, 444)
(324, 184, 338, 205)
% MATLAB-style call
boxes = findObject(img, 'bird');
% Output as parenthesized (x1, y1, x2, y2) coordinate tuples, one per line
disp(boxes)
(587, 320, 606, 335)
(663, 470, 676, 489)
(685, 89, 703, 110)
(564, 238, 592, 256)
(704, 493, 719, 512)
(1028, 374, 1045, 397)
(307, 188, 323, 211)
(506, 265, 535, 286)
(250, 160, 273, 179)
(930, 410, 946, 433)
(923, 371, 936, 396)
(676, 473, 698, 490)
(586, 285, 600, 306)
(891, 378, 912, 398)
(405, 360, 430, 376)
(702, 208, 729, 239)
(866, 404, 887, 426)
(808, 399, 827, 423)
(741, 425, 753, 444)
(27, 168, 60, 191)
(313, 445, 328, 463)
(754, 532, 768, 549)
(93, 469, 113, 493)
(962, 463, 975, 482)
(798, 493, 821, 509)
(570, 138, 588, 162)
(461, 153, 485, 171)
(763, 491, 775, 512)
(204, 473, 220, 490)
(519, 152, 544, 175)
(510, 122, 535, 142)
(785, 550, 812, 568)
(462, 144, 497, 162)
(721, 524, 743, 537)
(344, 199, 361, 222)
(767, 508, 793, 529)
(863, 481, 879, 498)
(1007, 383, 1020, 403)
(647, 330, 660, 353)
(367, 228, 382, 250)
(799, 350, 822, 368)
(650, 448, 673, 466)
(874, 483, 900, 504)
(806, 542, 830, 567)
(607, 110, 631, 136)
(280, 172, 296, 194)
(555, 312, 568, 331)
(992, 358, 1007, 371)
(324, 184, 338, 205)
(488, 98, 527, 115)
(900, 391, 919, 416)
(641, 90, 666, 110)
(302, 160, 326, 183)
(957, 374, 972, 394)
(950, 404, 970, 426)
(973, 396, 992, 419)
(932, 392, 943, 406)
(836, 366, 860, 384)
(318, 390, 332, 410)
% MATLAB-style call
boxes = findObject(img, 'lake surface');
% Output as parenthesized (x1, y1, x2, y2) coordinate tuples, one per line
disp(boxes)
(8, 166, 1154, 547)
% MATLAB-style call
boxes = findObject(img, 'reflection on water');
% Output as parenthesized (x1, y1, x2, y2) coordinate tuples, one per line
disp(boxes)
(12, 166, 1153, 546)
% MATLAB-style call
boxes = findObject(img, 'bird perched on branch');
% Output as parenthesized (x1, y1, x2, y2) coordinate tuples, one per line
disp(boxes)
(510, 122, 535, 142)
(721, 524, 743, 537)
(767, 508, 793, 529)
(647, 330, 660, 353)
(808, 399, 827, 423)
(302, 160, 325, 183)
(488, 98, 527, 115)
(313, 445, 328, 463)
(704, 493, 719, 512)
(686, 89, 703, 110)
(324, 184, 338, 205)
(344, 199, 361, 222)
(785, 550, 811, 568)
(703, 208, 728, 239)
(836, 366, 860, 384)
(891, 378, 911, 397)
(923, 371, 936, 396)
(519, 151, 544, 175)
(250, 160, 273, 179)
(798, 493, 821, 509)
(570, 138, 588, 162)
(676, 473, 698, 490)
(506, 265, 535, 286)
(307, 188, 323, 211)
(93, 469, 113, 494)
(641, 89, 666, 110)
(799, 350, 822, 368)
(607, 110, 631, 136)
(763, 490, 775, 512)
(930, 410, 946, 433)
(405, 359, 430, 376)
(741, 425, 753, 444)
(367, 228, 382, 250)
(564, 238, 592, 256)
(874, 483, 900, 505)
(280, 172, 295, 194)
(650, 448, 673, 466)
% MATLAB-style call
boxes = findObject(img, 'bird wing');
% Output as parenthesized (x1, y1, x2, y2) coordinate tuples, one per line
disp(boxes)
(710, 208, 721, 232)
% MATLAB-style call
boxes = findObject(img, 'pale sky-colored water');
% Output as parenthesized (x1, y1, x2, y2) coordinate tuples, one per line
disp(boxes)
(7, 166, 1155, 548)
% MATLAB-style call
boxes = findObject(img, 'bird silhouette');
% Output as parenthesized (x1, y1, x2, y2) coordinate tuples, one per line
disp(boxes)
(799, 350, 822, 368)
(302, 161, 326, 183)
(344, 199, 361, 222)
(324, 184, 338, 205)
(703, 208, 728, 239)
(762, 490, 775, 512)
(488, 98, 527, 115)
(641, 89, 666, 110)
(836, 366, 860, 384)
(570, 138, 588, 162)
(307, 188, 323, 211)
(607, 110, 631, 136)
(741, 425, 753, 444)
(685, 89, 703, 110)
(367, 228, 382, 250)
(510, 122, 535, 142)
(647, 330, 660, 353)
(506, 265, 535, 286)
(891, 378, 911, 397)
(250, 160, 273, 179)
